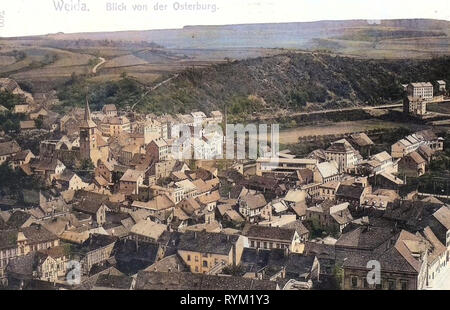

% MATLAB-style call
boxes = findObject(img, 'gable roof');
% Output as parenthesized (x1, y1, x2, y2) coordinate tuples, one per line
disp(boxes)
(243, 224, 296, 242)
(177, 231, 239, 255)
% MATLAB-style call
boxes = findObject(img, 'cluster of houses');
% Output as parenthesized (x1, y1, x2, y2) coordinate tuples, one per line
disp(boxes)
(0, 78, 449, 291)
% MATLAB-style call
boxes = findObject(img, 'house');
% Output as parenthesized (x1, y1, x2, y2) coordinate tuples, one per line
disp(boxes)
(341, 230, 428, 290)
(437, 80, 447, 93)
(399, 151, 426, 177)
(54, 169, 88, 191)
(296, 168, 314, 185)
(146, 138, 169, 162)
(350, 133, 374, 155)
(9, 149, 34, 169)
(0, 140, 21, 165)
(131, 194, 175, 215)
(100, 116, 131, 137)
(421, 226, 447, 288)
(71, 234, 117, 275)
(325, 139, 360, 173)
(119, 169, 145, 195)
(417, 145, 433, 163)
(335, 184, 368, 208)
(243, 224, 304, 253)
(19, 120, 36, 131)
(73, 199, 109, 226)
(5, 251, 66, 283)
(306, 202, 353, 235)
(318, 181, 340, 201)
(427, 206, 450, 249)
(314, 161, 340, 184)
(29, 158, 66, 182)
(238, 193, 270, 223)
(391, 130, 443, 159)
(404, 96, 427, 116)
(102, 104, 118, 117)
(129, 220, 167, 243)
(176, 231, 244, 274)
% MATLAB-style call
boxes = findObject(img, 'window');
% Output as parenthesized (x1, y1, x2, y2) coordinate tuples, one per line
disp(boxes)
(351, 277, 358, 288)
(250, 241, 255, 247)
(195, 256, 199, 262)
(388, 280, 395, 290)
(400, 281, 408, 290)
(187, 255, 191, 262)
(195, 266, 199, 272)
(202, 261, 208, 267)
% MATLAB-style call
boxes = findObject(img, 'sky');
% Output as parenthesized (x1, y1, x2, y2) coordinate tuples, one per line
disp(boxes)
(0, 0, 449, 37)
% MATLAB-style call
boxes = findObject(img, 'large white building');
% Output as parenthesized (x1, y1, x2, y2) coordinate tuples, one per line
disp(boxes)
(407, 82, 434, 100)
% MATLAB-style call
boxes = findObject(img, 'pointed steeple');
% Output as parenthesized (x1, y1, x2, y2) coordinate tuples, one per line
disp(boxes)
(84, 96, 91, 121)
(80, 95, 96, 128)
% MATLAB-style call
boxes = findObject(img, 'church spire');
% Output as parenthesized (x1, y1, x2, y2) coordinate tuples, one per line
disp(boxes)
(84, 96, 91, 121)
(80, 95, 96, 128)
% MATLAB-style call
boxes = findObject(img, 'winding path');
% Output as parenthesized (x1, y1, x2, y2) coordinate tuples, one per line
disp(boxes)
(92, 57, 106, 74)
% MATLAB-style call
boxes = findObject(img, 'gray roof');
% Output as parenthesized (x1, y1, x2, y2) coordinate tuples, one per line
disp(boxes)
(243, 224, 296, 242)
(0, 140, 21, 156)
(135, 271, 278, 290)
(177, 231, 239, 255)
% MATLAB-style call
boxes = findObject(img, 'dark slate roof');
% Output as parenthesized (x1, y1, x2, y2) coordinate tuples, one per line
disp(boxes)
(21, 224, 58, 244)
(240, 248, 271, 273)
(135, 271, 278, 290)
(336, 185, 365, 199)
(384, 200, 441, 230)
(113, 239, 160, 275)
(94, 274, 133, 290)
(342, 231, 424, 274)
(281, 220, 310, 236)
(243, 224, 296, 242)
(73, 199, 104, 215)
(284, 254, 316, 279)
(0, 229, 18, 250)
(75, 234, 117, 255)
(6, 252, 48, 278)
(6, 210, 32, 228)
(336, 225, 395, 251)
(304, 242, 335, 260)
(177, 231, 239, 256)
(0, 140, 21, 156)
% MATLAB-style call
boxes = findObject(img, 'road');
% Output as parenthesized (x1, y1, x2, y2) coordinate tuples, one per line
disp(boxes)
(131, 74, 179, 111)
(256, 103, 403, 121)
(419, 193, 450, 200)
(92, 57, 106, 74)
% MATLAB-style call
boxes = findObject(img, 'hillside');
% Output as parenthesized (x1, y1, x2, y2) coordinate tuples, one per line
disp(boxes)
(58, 52, 450, 117)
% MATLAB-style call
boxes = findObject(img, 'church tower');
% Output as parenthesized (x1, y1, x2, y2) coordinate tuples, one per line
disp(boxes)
(79, 97, 97, 161)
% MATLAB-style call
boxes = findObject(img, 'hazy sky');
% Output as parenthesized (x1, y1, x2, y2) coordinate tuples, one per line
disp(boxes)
(0, 0, 449, 37)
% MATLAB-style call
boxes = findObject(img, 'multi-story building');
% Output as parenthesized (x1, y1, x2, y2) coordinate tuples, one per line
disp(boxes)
(177, 231, 244, 274)
(325, 139, 360, 173)
(407, 82, 434, 100)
